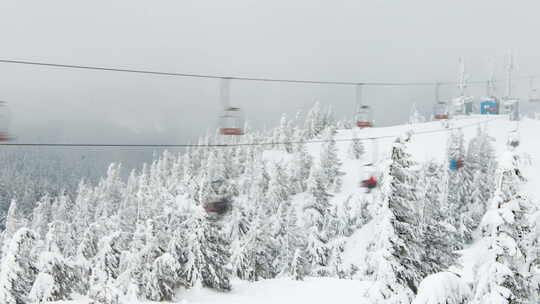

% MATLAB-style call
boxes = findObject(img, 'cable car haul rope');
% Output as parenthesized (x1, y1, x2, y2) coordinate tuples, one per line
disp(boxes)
(0, 59, 536, 87)
(0, 117, 504, 148)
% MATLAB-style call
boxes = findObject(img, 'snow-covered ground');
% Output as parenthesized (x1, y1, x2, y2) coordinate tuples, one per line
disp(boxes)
(51, 115, 540, 304)
(50, 278, 373, 304)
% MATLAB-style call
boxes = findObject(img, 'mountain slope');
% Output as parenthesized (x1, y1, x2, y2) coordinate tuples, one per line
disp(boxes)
(27, 115, 540, 303)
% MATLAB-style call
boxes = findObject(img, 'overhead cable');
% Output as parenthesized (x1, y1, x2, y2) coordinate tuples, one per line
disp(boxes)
(0, 117, 504, 148)
(0, 59, 533, 87)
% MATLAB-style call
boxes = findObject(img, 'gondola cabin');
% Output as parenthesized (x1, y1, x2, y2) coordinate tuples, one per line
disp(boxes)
(507, 132, 520, 148)
(530, 88, 540, 103)
(356, 105, 373, 128)
(203, 194, 232, 221)
(0, 101, 11, 141)
(451, 96, 473, 115)
(449, 159, 464, 170)
(204, 196, 230, 215)
(434, 102, 449, 120)
(464, 98, 474, 115)
(360, 176, 377, 190)
(501, 99, 520, 121)
(360, 165, 378, 193)
(203, 179, 233, 220)
(219, 107, 245, 135)
(480, 100, 498, 115)
(508, 138, 520, 148)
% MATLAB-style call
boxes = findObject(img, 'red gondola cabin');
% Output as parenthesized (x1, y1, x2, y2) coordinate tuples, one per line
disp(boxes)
(356, 105, 373, 128)
(219, 107, 245, 136)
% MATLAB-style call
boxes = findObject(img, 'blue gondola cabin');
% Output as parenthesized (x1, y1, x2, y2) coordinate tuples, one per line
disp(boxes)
(449, 159, 464, 170)
(480, 100, 498, 115)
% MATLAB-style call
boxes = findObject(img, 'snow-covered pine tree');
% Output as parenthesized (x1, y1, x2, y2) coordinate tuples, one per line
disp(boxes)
(446, 129, 475, 247)
(127, 219, 165, 300)
(269, 182, 297, 278)
(3, 199, 26, 239)
(236, 208, 279, 281)
(338, 194, 369, 237)
(347, 130, 365, 160)
(304, 102, 330, 139)
(30, 194, 52, 240)
(31, 251, 79, 302)
(89, 232, 123, 304)
(290, 141, 313, 194)
(319, 126, 343, 192)
(45, 221, 71, 257)
(71, 179, 103, 248)
(1, 199, 27, 261)
(118, 171, 140, 233)
(183, 215, 231, 291)
(363, 137, 424, 302)
(28, 272, 54, 304)
(227, 195, 254, 276)
(282, 201, 307, 279)
(77, 223, 101, 262)
(275, 114, 293, 153)
(147, 253, 182, 301)
(419, 161, 459, 274)
(304, 165, 335, 277)
(0, 228, 39, 304)
(290, 248, 308, 280)
(523, 204, 540, 302)
(473, 151, 530, 303)
(267, 162, 290, 212)
(465, 125, 497, 229)
(50, 191, 74, 224)
(94, 164, 124, 222)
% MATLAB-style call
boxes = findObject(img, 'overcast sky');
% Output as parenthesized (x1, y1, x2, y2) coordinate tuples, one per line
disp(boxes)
(1, 0, 539, 145)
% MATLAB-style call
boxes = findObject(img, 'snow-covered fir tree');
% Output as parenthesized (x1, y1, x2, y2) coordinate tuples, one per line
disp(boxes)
(304, 164, 336, 277)
(319, 126, 343, 192)
(472, 151, 531, 303)
(465, 125, 497, 229)
(347, 130, 365, 160)
(0, 228, 39, 304)
(2, 103, 539, 302)
(419, 161, 459, 274)
(446, 129, 475, 247)
(363, 136, 425, 303)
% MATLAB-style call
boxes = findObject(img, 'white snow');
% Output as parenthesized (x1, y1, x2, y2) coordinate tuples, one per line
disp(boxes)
(48, 278, 373, 304)
(179, 278, 372, 304)
(412, 272, 471, 304)
(50, 115, 540, 304)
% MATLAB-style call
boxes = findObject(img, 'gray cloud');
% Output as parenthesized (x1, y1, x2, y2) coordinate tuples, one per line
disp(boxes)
(0, 0, 539, 147)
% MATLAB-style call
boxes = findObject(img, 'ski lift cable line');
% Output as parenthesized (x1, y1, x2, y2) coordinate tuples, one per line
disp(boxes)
(0, 117, 504, 148)
(0, 59, 533, 87)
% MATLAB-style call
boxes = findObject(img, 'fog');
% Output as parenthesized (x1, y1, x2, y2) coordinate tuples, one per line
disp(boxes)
(0, 0, 539, 149)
